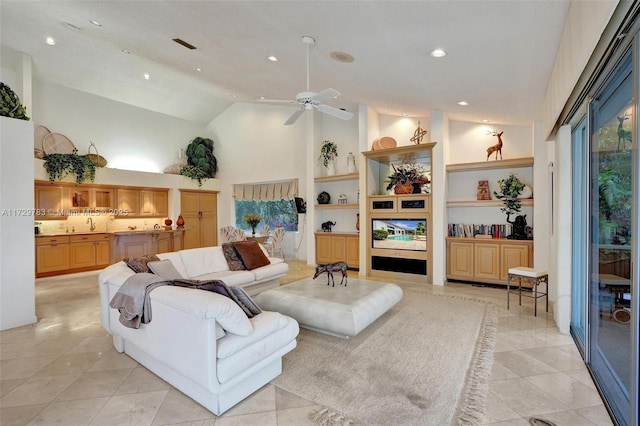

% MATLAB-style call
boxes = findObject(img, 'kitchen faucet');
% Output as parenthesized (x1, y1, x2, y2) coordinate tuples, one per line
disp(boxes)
(86, 217, 96, 231)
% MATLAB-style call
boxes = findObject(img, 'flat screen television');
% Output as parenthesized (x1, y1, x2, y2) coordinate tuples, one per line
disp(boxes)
(371, 218, 427, 252)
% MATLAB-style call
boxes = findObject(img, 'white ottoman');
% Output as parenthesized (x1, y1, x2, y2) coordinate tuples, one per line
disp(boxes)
(255, 277, 403, 338)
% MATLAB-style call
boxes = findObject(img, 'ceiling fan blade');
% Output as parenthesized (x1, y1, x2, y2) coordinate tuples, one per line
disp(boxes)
(257, 98, 297, 105)
(312, 88, 341, 103)
(284, 108, 305, 125)
(315, 104, 353, 121)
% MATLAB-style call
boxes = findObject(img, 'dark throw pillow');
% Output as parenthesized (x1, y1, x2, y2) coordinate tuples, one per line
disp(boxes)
(231, 287, 262, 316)
(222, 243, 247, 271)
(123, 254, 161, 273)
(233, 240, 271, 270)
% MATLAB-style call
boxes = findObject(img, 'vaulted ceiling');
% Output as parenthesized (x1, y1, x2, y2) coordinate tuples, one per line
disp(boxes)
(1, 1, 570, 125)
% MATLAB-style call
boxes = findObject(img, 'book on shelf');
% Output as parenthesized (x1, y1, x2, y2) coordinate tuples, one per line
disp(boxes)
(447, 223, 512, 239)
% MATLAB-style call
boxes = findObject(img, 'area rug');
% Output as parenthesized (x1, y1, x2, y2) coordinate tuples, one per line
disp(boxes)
(271, 288, 497, 425)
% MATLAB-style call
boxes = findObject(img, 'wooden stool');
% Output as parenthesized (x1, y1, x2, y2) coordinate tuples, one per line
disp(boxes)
(507, 267, 549, 316)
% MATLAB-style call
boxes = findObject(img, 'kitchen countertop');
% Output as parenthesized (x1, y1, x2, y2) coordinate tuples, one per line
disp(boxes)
(36, 228, 187, 237)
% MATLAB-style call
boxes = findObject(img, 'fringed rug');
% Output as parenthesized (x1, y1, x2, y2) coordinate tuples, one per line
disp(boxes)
(271, 288, 497, 425)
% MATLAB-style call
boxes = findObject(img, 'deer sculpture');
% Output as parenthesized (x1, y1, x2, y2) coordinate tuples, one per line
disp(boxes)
(313, 262, 348, 287)
(486, 131, 504, 161)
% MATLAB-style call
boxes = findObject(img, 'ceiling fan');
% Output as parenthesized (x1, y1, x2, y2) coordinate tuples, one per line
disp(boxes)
(259, 36, 353, 125)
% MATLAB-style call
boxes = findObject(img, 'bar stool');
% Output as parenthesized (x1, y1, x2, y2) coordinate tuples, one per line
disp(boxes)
(507, 267, 549, 316)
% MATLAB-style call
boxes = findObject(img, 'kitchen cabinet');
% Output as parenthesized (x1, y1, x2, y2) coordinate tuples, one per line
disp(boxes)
(35, 184, 68, 219)
(69, 233, 111, 270)
(140, 189, 169, 217)
(446, 237, 533, 285)
(180, 190, 218, 249)
(36, 235, 70, 275)
(315, 232, 359, 269)
(116, 188, 141, 216)
(111, 230, 186, 261)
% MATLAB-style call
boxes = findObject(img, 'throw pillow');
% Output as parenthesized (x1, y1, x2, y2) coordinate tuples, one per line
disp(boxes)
(123, 254, 160, 273)
(147, 259, 184, 280)
(230, 287, 262, 316)
(221, 243, 246, 271)
(233, 240, 271, 270)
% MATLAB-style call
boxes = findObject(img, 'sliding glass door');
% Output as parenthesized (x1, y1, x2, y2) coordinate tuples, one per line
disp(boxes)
(588, 49, 633, 425)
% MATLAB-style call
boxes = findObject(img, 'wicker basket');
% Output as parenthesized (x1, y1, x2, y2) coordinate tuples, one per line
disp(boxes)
(393, 183, 414, 194)
(86, 142, 107, 167)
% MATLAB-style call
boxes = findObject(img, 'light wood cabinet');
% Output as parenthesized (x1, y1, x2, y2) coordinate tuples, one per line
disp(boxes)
(116, 188, 141, 216)
(446, 237, 533, 285)
(155, 232, 172, 254)
(140, 190, 169, 217)
(180, 190, 218, 249)
(315, 232, 359, 269)
(35, 184, 68, 219)
(69, 234, 111, 270)
(111, 230, 186, 261)
(36, 236, 70, 274)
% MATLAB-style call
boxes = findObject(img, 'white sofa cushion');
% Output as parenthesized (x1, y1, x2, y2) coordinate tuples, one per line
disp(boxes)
(194, 270, 256, 287)
(156, 252, 188, 278)
(216, 314, 298, 383)
(217, 311, 289, 359)
(180, 247, 229, 277)
(251, 262, 289, 282)
(150, 286, 253, 336)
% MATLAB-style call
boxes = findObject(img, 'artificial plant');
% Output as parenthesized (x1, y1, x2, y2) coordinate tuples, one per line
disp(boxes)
(318, 140, 338, 167)
(180, 136, 218, 186)
(0, 82, 30, 120)
(43, 149, 96, 184)
(493, 173, 525, 215)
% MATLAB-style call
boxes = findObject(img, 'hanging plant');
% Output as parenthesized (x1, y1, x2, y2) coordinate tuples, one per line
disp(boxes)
(318, 140, 338, 167)
(180, 136, 218, 185)
(493, 173, 525, 216)
(0, 82, 30, 121)
(42, 149, 96, 184)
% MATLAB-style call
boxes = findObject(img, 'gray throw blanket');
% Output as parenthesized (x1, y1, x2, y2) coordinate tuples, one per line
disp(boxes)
(109, 273, 170, 329)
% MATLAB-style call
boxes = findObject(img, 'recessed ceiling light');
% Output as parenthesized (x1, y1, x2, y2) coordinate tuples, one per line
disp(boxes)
(330, 51, 354, 63)
(457, 101, 469, 106)
(259, 96, 265, 100)
(144, 73, 150, 80)
(430, 48, 447, 58)
(121, 49, 130, 54)
(231, 94, 237, 99)
(481, 119, 490, 123)
(46, 37, 56, 46)
(89, 20, 102, 26)
(267, 55, 278, 62)
(196, 67, 202, 72)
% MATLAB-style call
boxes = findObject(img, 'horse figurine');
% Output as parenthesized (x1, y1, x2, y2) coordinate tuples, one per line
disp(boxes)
(486, 131, 504, 161)
(313, 262, 348, 287)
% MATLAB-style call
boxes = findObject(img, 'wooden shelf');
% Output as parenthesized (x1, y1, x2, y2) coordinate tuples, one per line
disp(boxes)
(314, 172, 359, 183)
(446, 157, 534, 172)
(362, 143, 436, 163)
(447, 199, 534, 208)
(315, 203, 359, 210)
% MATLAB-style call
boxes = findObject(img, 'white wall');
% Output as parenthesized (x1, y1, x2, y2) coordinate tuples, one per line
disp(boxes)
(1, 117, 37, 330)
(449, 121, 533, 164)
(32, 80, 207, 174)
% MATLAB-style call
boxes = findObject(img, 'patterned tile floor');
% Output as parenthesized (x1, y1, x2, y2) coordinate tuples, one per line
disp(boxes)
(0, 261, 613, 425)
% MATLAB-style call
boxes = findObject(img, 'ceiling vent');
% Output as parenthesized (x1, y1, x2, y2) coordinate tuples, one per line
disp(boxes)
(172, 38, 197, 50)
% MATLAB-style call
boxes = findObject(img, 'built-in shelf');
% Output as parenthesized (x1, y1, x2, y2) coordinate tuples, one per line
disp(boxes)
(362, 143, 436, 163)
(314, 172, 359, 183)
(315, 203, 359, 210)
(446, 157, 534, 172)
(447, 199, 534, 208)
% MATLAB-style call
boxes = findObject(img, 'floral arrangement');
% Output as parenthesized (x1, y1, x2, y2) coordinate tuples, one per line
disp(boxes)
(244, 213, 263, 234)
(318, 140, 338, 167)
(385, 161, 430, 191)
(493, 173, 525, 215)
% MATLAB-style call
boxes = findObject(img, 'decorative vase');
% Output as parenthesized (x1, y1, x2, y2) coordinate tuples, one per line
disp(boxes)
(252, 228, 256, 237)
(347, 152, 357, 173)
(394, 183, 413, 194)
(326, 161, 336, 176)
(176, 215, 185, 228)
(356, 213, 360, 232)
(164, 218, 172, 226)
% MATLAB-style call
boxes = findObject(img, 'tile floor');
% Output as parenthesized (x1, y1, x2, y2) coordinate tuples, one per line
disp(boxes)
(0, 261, 613, 425)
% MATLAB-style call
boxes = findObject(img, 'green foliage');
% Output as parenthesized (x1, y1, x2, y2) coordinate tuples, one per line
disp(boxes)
(416, 221, 426, 236)
(318, 140, 338, 167)
(373, 229, 389, 240)
(386, 161, 430, 191)
(0, 82, 30, 120)
(184, 137, 218, 182)
(494, 173, 525, 215)
(180, 164, 209, 187)
(235, 199, 298, 231)
(43, 150, 96, 185)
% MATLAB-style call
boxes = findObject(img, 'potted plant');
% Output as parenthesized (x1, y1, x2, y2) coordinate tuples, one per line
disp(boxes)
(318, 140, 338, 176)
(181, 137, 218, 186)
(0, 82, 30, 121)
(43, 149, 96, 184)
(244, 213, 262, 236)
(386, 161, 430, 194)
(494, 173, 529, 239)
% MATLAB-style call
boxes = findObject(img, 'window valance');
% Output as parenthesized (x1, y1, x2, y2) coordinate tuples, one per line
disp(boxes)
(233, 180, 298, 201)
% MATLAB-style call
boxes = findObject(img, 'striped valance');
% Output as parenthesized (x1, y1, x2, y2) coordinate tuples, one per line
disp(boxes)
(233, 180, 298, 201)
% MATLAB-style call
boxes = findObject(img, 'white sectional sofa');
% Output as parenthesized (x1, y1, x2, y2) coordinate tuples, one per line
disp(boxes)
(99, 244, 298, 415)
